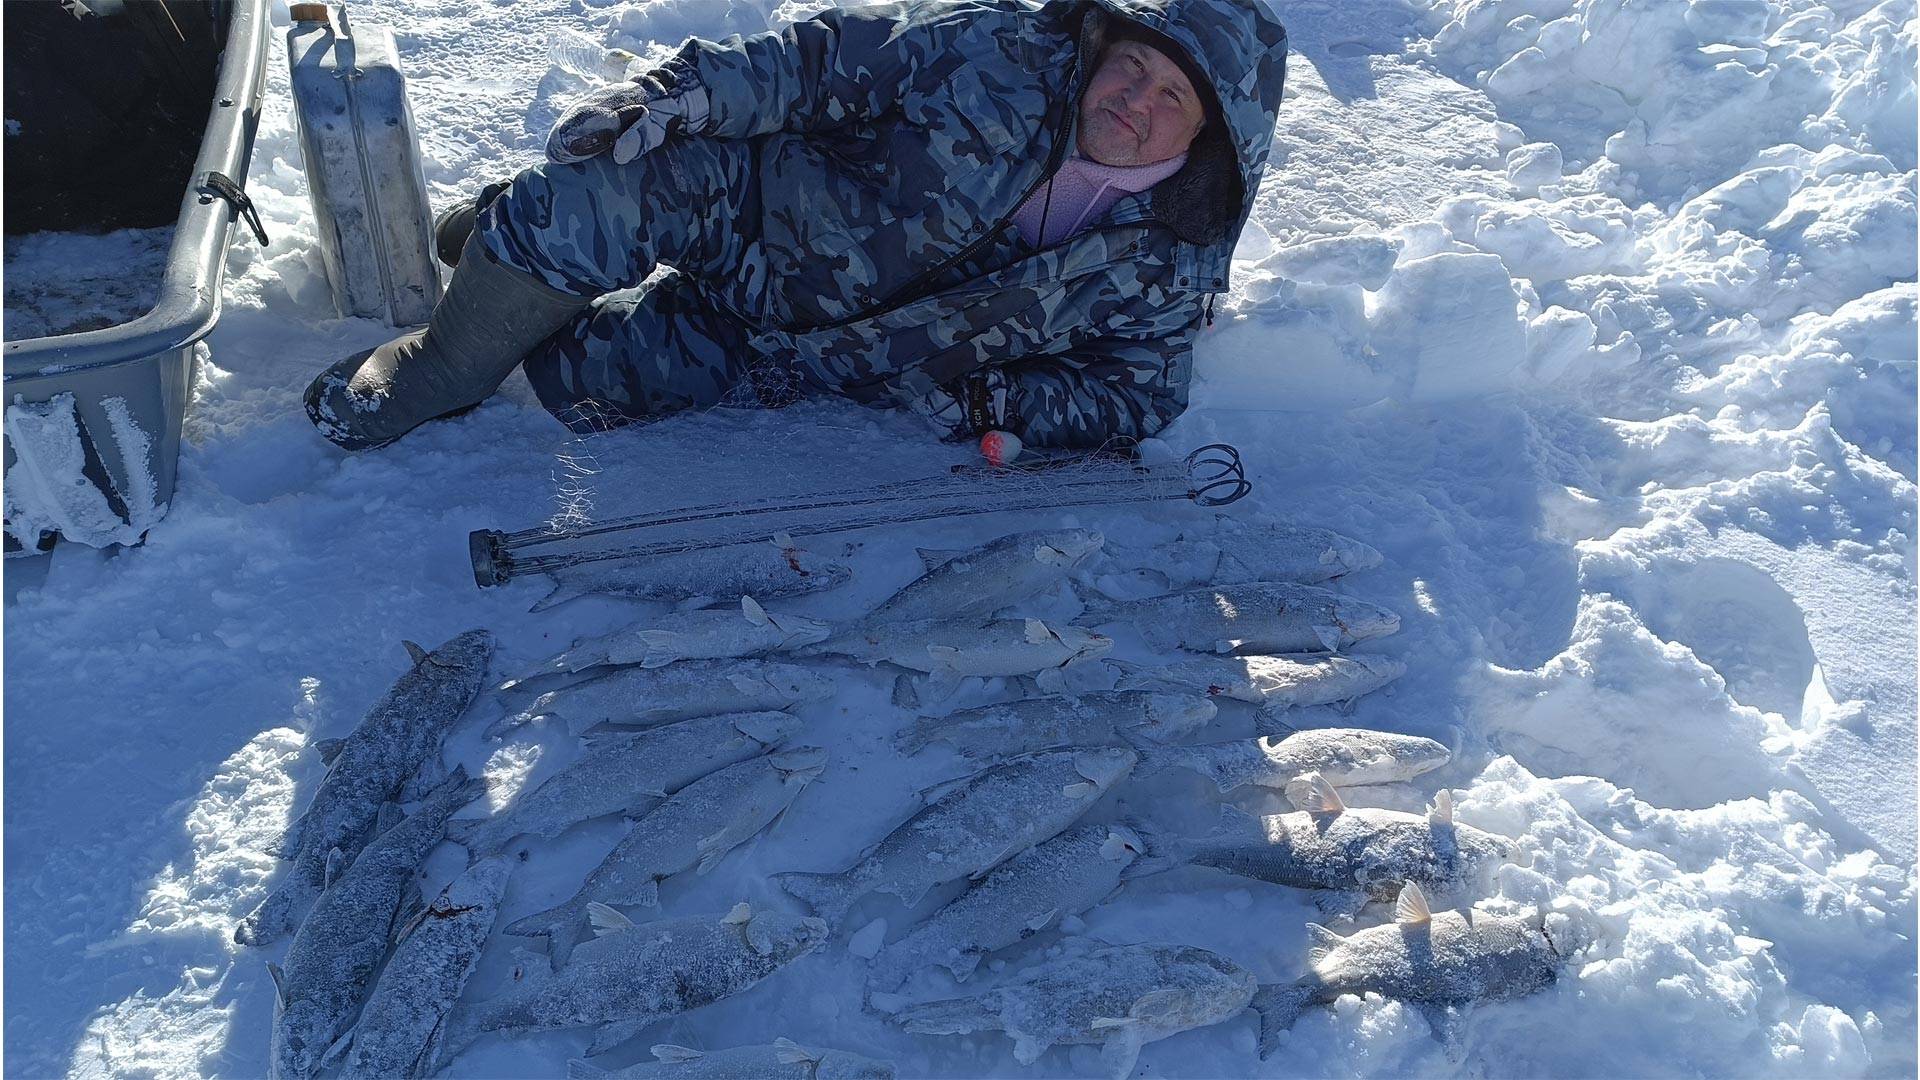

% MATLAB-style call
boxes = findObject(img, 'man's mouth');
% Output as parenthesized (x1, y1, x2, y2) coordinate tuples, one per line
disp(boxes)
(1103, 106, 1140, 139)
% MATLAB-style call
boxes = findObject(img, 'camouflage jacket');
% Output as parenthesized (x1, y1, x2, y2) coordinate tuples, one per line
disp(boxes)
(652, 0, 1288, 448)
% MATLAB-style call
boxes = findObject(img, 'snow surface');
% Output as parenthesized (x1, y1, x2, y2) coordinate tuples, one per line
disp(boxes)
(4, 0, 1915, 1077)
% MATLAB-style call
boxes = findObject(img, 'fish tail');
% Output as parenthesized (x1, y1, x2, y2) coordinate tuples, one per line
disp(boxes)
(528, 584, 583, 613)
(1251, 981, 1316, 1059)
(891, 716, 945, 756)
(1120, 817, 1186, 879)
(503, 899, 580, 946)
(773, 870, 857, 926)
(444, 815, 504, 855)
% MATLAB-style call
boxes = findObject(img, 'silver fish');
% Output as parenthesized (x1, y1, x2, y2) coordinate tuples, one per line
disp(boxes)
(238, 630, 494, 946)
(567, 1039, 896, 1080)
(861, 529, 1105, 625)
(507, 748, 828, 964)
(775, 747, 1137, 926)
(895, 691, 1217, 761)
(893, 941, 1256, 1079)
(1078, 582, 1400, 654)
(807, 617, 1111, 677)
(1250, 883, 1569, 1057)
(1137, 728, 1450, 793)
(532, 537, 853, 612)
(340, 856, 514, 1080)
(1112, 519, 1384, 590)
(505, 597, 831, 686)
(1137, 777, 1509, 902)
(450, 712, 802, 854)
(1118, 653, 1407, 707)
(868, 824, 1144, 994)
(269, 772, 486, 1080)
(438, 903, 828, 1064)
(486, 660, 834, 739)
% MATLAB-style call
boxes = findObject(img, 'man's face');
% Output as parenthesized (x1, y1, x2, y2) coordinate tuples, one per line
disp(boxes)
(1077, 37, 1208, 167)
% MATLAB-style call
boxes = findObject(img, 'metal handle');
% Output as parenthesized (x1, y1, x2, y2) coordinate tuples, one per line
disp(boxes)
(198, 171, 269, 246)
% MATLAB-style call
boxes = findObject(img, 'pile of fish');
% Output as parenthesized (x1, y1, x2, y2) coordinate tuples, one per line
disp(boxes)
(236, 516, 1579, 1079)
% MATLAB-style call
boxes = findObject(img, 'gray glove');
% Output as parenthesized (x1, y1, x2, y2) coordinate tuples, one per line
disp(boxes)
(545, 74, 709, 165)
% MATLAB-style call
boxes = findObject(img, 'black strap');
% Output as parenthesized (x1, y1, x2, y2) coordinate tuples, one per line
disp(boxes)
(199, 170, 269, 246)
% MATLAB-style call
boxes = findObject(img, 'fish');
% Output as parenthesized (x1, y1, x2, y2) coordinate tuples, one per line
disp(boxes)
(1250, 883, 1569, 1057)
(503, 597, 830, 686)
(1133, 777, 1510, 903)
(868, 824, 1144, 994)
(268, 771, 486, 1080)
(805, 618, 1112, 679)
(1136, 728, 1450, 794)
(449, 711, 802, 854)
(1117, 653, 1407, 708)
(566, 1039, 895, 1080)
(894, 691, 1217, 761)
(775, 747, 1137, 926)
(506, 748, 828, 965)
(237, 630, 494, 946)
(339, 855, 514, 1080)
(892, 941, 1257, 1079)
(1110, 519, 1384, 590)
(485, 660, 834, 739)
(860, 529, 1105, 625)
(1076, 582, 1400, 654)
(531, 536, 853, 612)
(437, 903, 828, 1064)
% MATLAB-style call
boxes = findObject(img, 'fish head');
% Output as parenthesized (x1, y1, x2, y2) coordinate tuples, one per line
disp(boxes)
(1071, 747, 1139, 793)
(1293, 729, 1450, 786)
(817, 1052, 899, 1080)
(735, 711, 805, 748)
(744, 910, 832, 961)
(1134, 693, 1219, 742)
(1329, 534, 1385, 574)
(771, 745, 831, 784)
(786, 668, 841, 703)
(271, 1000, 331, 1080)
(1101, 825, 1147, 865)
(1331, 597, 1401, 642)
(1030, 528, 1106, 569)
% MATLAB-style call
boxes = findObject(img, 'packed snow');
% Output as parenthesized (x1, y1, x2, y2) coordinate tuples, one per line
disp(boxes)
(4, 0, 1914, 1078)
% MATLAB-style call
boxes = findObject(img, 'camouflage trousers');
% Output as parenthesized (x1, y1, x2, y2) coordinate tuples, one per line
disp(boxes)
(477, 140, 813, 433)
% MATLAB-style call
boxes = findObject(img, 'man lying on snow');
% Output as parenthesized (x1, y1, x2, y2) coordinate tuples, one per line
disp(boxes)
(303, 0, 1288, 457)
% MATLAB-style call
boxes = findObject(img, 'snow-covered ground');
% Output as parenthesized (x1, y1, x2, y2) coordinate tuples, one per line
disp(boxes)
(5, 0, 1915, 1077)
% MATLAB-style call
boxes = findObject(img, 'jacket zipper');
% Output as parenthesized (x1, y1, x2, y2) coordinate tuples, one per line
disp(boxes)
(787, 20, 1100, 336)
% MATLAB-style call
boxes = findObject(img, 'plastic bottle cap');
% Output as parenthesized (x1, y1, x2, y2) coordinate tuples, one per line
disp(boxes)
(290, 4, 330, 23)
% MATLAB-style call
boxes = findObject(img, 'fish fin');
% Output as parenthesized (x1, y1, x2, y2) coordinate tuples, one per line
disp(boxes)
(483, 706, 546, 741)
(324, 847, 348, 889)
(650, 1044, 705, 1063)
(587, 901, 634, 936)
(1333, 695, 1360, 717)
(1062, 781, 1098, 798)
(773, 1038, 818, 1066)
(1011, 1034, 1050, 1065)
(696, 828, 744, 875)
(1033, 667, 1068, 695)
(1312, 624, 1343, 652)
(567, 1060, 613, 1079)
(726, 672, 767, 694)
(1284, 772, 1345, 814)
(741, 595, 771, 626)
(673, 595, 717, 613)
(586, 1017, 652, 1058)
(312, 738, 345, 767)
(774, 871, 854, 926)
(1025, 907, 1060, 933)
(891, 673, 921, 709)
(634, 876, 662, 907)
(1022, 618, 1053, 644)
(1395, 882, 1432, 925)
(1252, 982, 1315, 1059)
(266, 961, 287, 1005)
(1313, 890, 1371, 920)
(391, 881, 426, 943)
(1304, 923, 1345, 966)
(1428, 789, 1454, 826)
(320, 1025, 356, 1068)
(403, 640, 429, 666)
(916, 546, 966, 572)
(1417, 1002, 1467, 1057)
(1089, 1016, 1137, 1030)
(722, 902, 753, 925)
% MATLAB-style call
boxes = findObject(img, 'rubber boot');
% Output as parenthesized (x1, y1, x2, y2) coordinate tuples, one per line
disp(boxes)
(303, 232, 589, 450)
(432, 180, 508, 268)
